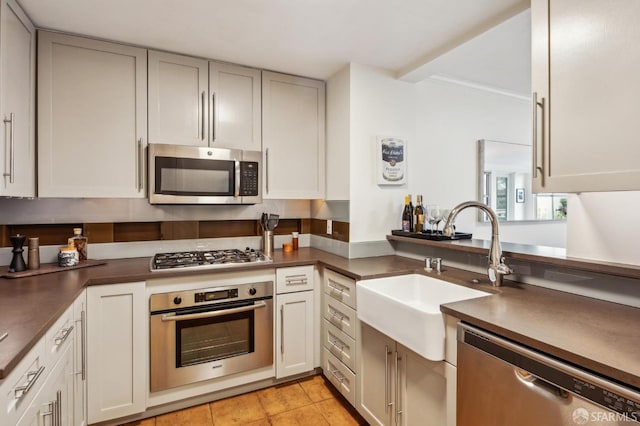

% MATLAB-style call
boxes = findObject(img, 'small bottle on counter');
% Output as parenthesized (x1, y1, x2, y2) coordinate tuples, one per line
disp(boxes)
(414, 195, 425, 233)
(291, 232, 299, 250)
(402, 195, 413, 232)
(69, 228, 88, 261)
(27, 237, 40, 270)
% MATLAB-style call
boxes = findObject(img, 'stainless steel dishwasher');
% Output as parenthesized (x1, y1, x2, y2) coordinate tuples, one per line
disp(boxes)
(457, 323, 640, 425)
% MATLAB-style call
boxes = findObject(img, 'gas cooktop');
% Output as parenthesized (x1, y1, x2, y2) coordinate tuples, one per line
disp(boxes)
(150, 248, 272, 272)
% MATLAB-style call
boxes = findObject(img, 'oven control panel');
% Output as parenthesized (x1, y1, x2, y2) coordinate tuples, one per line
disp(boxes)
(195, 288, 239, 303)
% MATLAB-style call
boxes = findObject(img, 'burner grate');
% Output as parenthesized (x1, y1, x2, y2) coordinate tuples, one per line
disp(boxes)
(151, 248, 271, 271)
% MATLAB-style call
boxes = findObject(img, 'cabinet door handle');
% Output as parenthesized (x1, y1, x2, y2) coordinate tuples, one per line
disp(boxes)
(532, 92, 545, 187)
(211, 93, 216, 142)
(280, 305, 285, 355)
(385, 345, 392, 413)
(265, 148, 269, 194)
(74, 310, 86, 380)
(395, 352, 402, 425)
(137, 138, 144, 192)
(41, 401, 54, 423)
(3, 113, 15, 183)
(201, 91, 206, 141)
(55, 390, 62, 426)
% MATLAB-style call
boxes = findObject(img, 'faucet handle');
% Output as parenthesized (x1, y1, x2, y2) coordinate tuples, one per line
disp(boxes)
(424, 257, 433, 271)
(433, 257, 442, 273)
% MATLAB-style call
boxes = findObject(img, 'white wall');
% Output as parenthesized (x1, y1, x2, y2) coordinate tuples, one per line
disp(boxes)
(567, 192, 640, 265)
(348, 63, 417, 243)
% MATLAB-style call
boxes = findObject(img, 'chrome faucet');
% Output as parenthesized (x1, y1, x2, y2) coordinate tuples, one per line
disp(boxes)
(442, 201, 512, 286)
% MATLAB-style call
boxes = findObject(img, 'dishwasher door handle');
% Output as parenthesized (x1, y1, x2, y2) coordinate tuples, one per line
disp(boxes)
(514, 368, 570, 400)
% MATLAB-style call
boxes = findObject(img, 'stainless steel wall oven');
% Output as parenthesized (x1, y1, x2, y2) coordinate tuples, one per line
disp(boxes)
(149, 279, 273, 392)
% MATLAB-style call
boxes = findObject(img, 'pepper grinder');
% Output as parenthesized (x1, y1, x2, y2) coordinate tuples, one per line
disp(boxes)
(8, 234, 27, 273)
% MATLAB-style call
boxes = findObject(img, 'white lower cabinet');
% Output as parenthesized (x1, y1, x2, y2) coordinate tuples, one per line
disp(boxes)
(87, 282, 146, 424)
(357, 322, 456, 426)
(276, 291, 314, 378)
(275, 266, 315, 379)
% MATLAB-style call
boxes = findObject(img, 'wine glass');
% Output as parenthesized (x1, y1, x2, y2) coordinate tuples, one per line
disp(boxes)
(426, 205, 442, 234)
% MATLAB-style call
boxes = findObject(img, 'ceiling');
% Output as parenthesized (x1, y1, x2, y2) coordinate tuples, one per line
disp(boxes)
(18, 0, 529, 82)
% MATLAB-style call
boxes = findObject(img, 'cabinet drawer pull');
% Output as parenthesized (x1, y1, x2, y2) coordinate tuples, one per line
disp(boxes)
(329, 338, 345, 353)
(54, 325, 74, 346)
(14, 365, 45, 401)
(286, 274, 308, 286)
(329, 308, 345, 323)
(328, 283, 345, 295)
(328, 367, 345, 383)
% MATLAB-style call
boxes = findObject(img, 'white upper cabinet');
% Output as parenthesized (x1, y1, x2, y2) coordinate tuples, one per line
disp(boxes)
(262, 71, 325, 199)
(209, 62, 262, 151)
(37, 31, 147, 198)
(148, 52, 261, 150)
(148, 51, 209, 146)
(0, 0, 35, 197)
(532, 0, 640, 193)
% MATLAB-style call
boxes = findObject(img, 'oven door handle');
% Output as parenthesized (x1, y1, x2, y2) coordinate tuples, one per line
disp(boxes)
(160, 301, 267, 322)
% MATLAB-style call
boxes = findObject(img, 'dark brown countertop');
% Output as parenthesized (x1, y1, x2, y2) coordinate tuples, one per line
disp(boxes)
(0, 248, 420, 379)
(436, 272, 640, 390)
(1, 247, 639, 393)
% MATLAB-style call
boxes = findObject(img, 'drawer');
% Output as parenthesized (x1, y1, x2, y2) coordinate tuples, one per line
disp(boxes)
(323, 269, 356, 309)
(323, 348, 356, 406)
(276, 265, 315, 294)
(322, 295, 357, 340)
(322, 319, 356, 372)
(0, 339, 46, 426)
(45, 304, 74, 366)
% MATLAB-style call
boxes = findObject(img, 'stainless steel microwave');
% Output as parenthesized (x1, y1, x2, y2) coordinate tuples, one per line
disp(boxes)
(148, 144, 261, 204)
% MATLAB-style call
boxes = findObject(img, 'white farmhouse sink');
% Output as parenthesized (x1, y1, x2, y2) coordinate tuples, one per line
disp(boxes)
(357, 274, 490, 361)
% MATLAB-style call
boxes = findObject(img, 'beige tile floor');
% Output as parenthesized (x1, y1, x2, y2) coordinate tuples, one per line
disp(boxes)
(121, 375, 366, 426)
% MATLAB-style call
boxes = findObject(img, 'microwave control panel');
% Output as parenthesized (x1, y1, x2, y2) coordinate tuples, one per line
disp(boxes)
(239, 162, 259, 196)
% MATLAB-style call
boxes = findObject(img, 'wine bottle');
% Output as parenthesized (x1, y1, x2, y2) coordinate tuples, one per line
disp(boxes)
(414, 195, 425, 233)
(402, 195, 412, 232)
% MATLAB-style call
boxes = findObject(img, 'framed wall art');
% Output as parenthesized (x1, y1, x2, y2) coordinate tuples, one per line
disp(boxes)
(377, 136, 407, 185)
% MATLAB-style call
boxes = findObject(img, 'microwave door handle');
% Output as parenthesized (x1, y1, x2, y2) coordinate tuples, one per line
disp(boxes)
(160, 301, 266, 322)
(234, 160, 241, 198)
